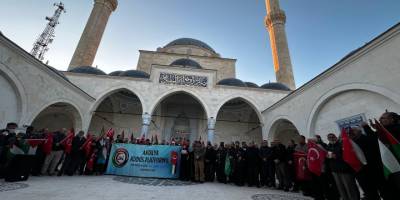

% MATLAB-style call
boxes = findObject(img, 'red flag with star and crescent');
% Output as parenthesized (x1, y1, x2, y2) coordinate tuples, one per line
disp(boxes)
(307, 140, 327, 176)
(293, 151, 312, 181)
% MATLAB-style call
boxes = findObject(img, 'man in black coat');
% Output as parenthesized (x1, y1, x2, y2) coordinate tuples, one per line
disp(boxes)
(259, 140, 273, 187)
(204, 142, 216, 182)
(245, 141, 260, 187)
(271, 140, 289, 191)
(326, 133, 359, 200)
(216, 142, 227, 183)
(64, 131, 86, 176)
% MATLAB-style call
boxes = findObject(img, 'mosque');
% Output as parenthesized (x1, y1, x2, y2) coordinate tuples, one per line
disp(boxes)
(1, 0, 399, 145)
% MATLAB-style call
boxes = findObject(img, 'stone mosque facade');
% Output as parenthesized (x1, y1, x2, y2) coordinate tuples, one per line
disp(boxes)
(1, 0, 400, 145)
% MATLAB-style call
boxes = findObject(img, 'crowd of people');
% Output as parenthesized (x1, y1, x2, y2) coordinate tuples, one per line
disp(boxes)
(0, 111, 400, 200)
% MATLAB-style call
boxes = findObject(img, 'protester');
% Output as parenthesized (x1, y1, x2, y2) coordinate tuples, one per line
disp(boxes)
(2, 110, 400, 200)
(204, 142, 216, 182)
(41, 130, 66, 175)
(193, 140, 205, 183)
(325, 133, 359, 200)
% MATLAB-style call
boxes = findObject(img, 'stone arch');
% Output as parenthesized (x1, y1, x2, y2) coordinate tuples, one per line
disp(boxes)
(214, 95, 264, 123)
(89, 86, 145, 113)
(149, 89, 209, 143)
(0, 64, 27, 127)
(149, 89, 210, 118)
(268, 118, 300, 146)
(307, 83, 400, 137)
(88, 87, 144, 135)
(214, 96, 264, 144)
(30, 101, 83, 131)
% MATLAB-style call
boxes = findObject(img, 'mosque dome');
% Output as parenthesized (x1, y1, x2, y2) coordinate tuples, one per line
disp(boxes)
(68, 66, 107, 75)
(108, 70, 124, 76)
(244, 82, 259, 88)
(170, 58, 202, 69)
(217, 78, 247, 87)
(260, 82, 291, 91)
(165, 38, 216, 53)
(119, 70, 150, 79)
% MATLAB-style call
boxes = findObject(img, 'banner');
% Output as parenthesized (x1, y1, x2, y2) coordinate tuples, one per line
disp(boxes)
(106, 143, 181, 179)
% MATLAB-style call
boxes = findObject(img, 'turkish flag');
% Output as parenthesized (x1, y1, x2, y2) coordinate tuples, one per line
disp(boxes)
(106, 128, 114, 140)
(61, 130, 75, 154)
(293, 151, 312, 181)
(307, 140, 327, 176)
(42, 132, 53, 155)
(341, 128, 363, 172)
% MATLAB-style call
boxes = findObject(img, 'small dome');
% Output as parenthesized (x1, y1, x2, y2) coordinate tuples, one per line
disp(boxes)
(119, 70, 150, 79)
(245, 82, 259, 88)
(260, 82, 291, 91)
(68, 66, 106, 75)
(217, 78, 246, 87)
(165, 38, 216, 53)
(48, 66, 68, 81)
(109, 70, 123, 76)
(170, 58, 202, 69)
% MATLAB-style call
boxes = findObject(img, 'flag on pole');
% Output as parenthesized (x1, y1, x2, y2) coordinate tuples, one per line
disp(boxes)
(155, 134, 159, 145)
(130, 133, 134, 143)
(121, 130, 125, 140)
(341, 128, 364, 172)
(374, 119, 400, 178)
(106, 128, 115, 140)
(61, 129, 75, 154)
(307, 140, 327, 176)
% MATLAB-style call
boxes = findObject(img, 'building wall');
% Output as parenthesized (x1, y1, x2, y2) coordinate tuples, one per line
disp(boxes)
(136, 51, 236, 81)
(263, 24, 400, 143)
(64, 64, 288, 142)
(0, 35, 94, 130)
(0, 72, 19, 127)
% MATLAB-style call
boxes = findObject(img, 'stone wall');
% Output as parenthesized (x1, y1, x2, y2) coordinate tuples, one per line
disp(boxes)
(263, 24, 400, 143)
(136, 50, 236, 81)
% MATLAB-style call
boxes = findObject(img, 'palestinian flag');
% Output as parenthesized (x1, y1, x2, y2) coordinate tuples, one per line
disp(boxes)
(374, 119, 400, 178)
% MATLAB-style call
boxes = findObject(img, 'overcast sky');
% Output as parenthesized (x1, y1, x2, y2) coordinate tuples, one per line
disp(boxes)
(0, 0, 399, 86)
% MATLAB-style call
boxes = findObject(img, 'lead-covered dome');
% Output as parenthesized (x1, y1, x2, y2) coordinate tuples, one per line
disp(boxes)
(165, 38, 216, 53)
(170, 58, 202, 69)
(119, 70, 150, 79)
(68, 66, 107, 75)
(108, 70, 123, 76)
(217, 78, 246, 87)
(261, 82, 291, 91)
(245, 82, 259, 88)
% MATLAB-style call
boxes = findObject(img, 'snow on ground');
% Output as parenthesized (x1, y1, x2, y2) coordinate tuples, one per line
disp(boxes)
(0, 175, 311, 200)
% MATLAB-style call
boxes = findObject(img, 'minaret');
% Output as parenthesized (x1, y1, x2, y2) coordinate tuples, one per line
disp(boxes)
(68, 0, 117, 69)
(265, 0, 295, 90)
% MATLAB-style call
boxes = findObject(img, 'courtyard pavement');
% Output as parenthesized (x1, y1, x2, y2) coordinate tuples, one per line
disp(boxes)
(0, 175, 312, 200)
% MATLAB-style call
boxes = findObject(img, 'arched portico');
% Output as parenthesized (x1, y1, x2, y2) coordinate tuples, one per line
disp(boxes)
(31, 102, 83, 132)
(87, 88, 143, 137)
(307, 83, 400, 139)
(149, 90, 209, 144)
(268, 118, 300, 146)
(0, 65, 27, 128)
(214, 97, 264, 145)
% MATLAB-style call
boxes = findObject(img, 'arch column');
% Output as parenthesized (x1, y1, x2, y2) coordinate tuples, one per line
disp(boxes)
(141, 112, 152, 138)
(207, 117, 216, 143)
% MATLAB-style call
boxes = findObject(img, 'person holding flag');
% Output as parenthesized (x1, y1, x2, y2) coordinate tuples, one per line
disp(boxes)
(326, 133, 359, 200)
(349, 125, 386, 200)
(361, 113, 400, 200)
(41, 129, 66, 176)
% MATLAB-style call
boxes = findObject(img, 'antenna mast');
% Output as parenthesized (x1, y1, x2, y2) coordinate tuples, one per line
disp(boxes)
(30, 2, 66, 61)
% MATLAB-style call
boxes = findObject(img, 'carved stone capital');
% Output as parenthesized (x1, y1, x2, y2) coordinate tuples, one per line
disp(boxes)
(95, 0, 118, 12)
(265, 10, 286, 28)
